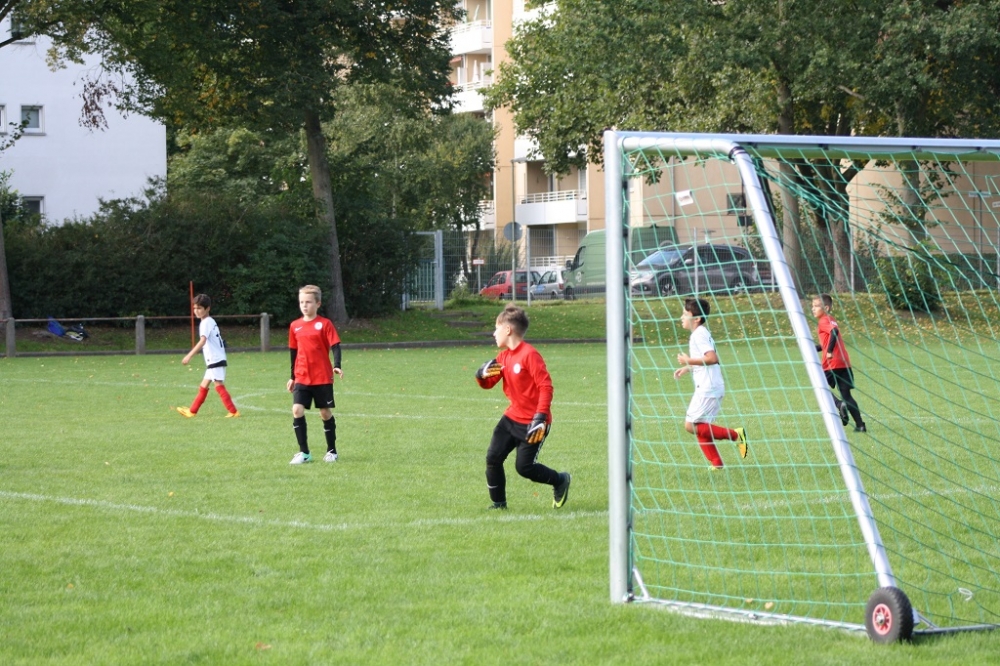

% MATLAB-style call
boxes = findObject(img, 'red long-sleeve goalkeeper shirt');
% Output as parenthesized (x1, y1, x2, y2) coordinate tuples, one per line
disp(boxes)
(476, 341, 553, 425)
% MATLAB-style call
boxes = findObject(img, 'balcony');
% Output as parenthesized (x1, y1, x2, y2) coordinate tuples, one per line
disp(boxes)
(514, 137, 541, 162)
(452, 77, 491, 114)
(478, 200, 496, 230)
(450, 20, 492, 55)
(516, 190, 588, 226)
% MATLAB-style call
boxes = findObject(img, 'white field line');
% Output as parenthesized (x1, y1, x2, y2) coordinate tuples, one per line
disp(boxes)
(0, 490, 608, 532)
(0, 377, 609, 413)
(708, 482, 1000, 515)
(7, 481, 997, 538)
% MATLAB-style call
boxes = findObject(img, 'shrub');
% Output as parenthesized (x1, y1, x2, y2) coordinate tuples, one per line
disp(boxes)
(875, 244, 950, 313)
(5, 188, 329, 322)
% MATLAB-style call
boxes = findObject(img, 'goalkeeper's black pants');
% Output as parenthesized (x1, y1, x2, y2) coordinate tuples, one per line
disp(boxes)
(826, 367, 864, 427)
(485, 415, 561, 504)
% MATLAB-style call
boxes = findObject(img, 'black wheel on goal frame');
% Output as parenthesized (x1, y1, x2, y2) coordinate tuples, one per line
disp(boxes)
(864, 586, 914, 643)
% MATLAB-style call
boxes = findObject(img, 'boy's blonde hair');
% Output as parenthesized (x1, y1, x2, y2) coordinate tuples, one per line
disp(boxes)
(299, 285, 322, 303)
(497, 303, 529, 337)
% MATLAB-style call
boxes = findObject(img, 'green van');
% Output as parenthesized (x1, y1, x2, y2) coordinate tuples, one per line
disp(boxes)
(563, 230, 606, 300)
(563, 227, 676, 300)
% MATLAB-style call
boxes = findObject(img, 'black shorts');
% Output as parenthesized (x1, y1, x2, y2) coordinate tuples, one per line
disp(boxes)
(292, 383, 335, 410)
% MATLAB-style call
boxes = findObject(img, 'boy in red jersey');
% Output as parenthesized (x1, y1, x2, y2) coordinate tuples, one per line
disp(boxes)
(812, 294, 867, 433)
(475, 303, 570, 510)
(286, 285, 343, 464)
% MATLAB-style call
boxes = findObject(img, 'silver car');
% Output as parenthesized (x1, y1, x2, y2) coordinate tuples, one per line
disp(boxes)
(532, 270, 564, 299)
(630, 243, 761, 297)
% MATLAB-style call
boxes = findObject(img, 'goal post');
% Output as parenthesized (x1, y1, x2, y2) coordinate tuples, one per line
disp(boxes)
(606, 131, 1000, 640)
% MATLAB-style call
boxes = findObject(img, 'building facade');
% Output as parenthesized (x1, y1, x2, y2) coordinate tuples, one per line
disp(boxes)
(0, 18, 166, 223)
(450, 0, 601, 272)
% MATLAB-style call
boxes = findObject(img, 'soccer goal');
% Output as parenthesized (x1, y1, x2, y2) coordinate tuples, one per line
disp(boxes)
(605, 131, 1000, 642)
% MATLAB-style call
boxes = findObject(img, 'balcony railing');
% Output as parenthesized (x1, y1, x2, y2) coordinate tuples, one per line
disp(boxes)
(452, 76, 492, 92)
(519, 189, 585, 204)
(451, 20, 492, 35)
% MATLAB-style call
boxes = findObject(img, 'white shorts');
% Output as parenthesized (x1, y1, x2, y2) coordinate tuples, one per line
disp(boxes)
(202, 366, 227, 383)
(686, 393, 722, 424)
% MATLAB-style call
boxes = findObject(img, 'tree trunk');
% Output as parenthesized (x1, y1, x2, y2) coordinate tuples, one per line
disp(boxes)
(304, 109, 349, 325)
(896, 101, 929, 246)
(831, 209, 852, 292)
(830, 177, 853, 292)
(775, 78, 802, 290)
(0, 209, 12, 320)
(899, 161, 926, 245)
(777, 161, 802, 289)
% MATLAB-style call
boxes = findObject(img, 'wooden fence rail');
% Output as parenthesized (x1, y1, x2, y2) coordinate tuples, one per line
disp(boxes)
(0, 314, 271, 358)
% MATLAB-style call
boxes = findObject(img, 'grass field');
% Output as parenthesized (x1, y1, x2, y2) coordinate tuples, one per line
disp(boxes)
(2, 344, 997, 664)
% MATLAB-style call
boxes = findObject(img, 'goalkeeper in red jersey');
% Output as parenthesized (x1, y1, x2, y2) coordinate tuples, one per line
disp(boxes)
(812, 294, 867, 433)
(475, 303, 571, 511)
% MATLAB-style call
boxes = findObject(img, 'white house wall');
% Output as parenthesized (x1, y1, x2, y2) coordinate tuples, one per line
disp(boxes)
(0, 24, 166, 223)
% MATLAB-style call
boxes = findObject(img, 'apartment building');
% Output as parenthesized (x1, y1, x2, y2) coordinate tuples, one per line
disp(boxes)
(0, 17, 166, 223)
(454, 3, 1000, 278)
(450, 0, 601, 270)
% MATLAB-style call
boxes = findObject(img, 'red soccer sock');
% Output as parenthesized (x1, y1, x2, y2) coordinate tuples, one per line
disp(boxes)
(698, 442, 724, 468)
(215, 385, 237, 413)
(696, 422, 737, 442)
(190, 386, 209, 414)
(695, 422, 734, 468)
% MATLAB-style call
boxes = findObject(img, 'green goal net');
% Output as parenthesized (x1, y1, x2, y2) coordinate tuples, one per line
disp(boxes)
(605, 133, 1000, 640)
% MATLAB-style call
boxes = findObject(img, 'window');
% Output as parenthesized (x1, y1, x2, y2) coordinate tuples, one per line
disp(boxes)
(0, 105, 6, 133)
(726, 193, 745, 215)
(10, 14, 26, 40)
(21, 106, 42, 131)
(713, 248, 734, 264)
(21, 197, 43, 216)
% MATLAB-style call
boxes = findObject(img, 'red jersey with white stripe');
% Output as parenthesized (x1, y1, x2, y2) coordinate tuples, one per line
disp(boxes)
(816, 314, 851, 370)
(476, 341, 553, 425)
(289, 315, 341, 385)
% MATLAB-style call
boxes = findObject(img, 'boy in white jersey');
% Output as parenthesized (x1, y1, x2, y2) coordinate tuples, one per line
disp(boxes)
(176, 293, 240, 418)
(673, 297, 747, 468)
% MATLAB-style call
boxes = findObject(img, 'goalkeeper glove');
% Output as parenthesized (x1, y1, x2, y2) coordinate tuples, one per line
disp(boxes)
(476, 359, 502, 380)
(526, 412, 549, 445)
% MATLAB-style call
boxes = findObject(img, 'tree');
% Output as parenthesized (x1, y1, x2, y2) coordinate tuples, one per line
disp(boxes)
(0, 0, 42, 323)
(486, 0, 1000, 291)
(0, 171, 35, 322)
(333, 87, 493, 287)
(18, 0, 460, 324)
(164, 84, 494, 315)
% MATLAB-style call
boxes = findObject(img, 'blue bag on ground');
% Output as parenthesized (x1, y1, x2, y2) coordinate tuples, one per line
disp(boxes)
(47, 317, 66, 337)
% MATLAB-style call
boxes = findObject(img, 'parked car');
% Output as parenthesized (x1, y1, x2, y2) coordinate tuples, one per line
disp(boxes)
(630, 243, 761, 296)
(532, 270, 564, 299)
(479, 269, 541, 300)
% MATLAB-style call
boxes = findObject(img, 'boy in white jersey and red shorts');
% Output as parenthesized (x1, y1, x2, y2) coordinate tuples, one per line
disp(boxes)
(673, 297, 748, 468)
(287, 285, 343, 465)
(177, 293, 240, 418)
(475, 303, 571, 510)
